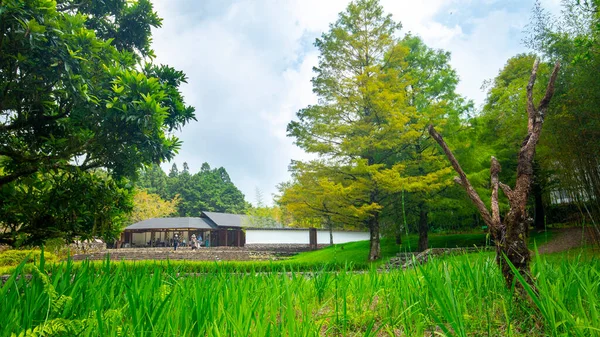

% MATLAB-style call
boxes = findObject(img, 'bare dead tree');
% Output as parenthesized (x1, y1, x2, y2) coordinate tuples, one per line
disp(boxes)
(428, 59, 560, 288)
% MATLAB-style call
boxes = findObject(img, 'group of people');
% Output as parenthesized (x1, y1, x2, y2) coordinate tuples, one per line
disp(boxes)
(172, 233, 203, 251)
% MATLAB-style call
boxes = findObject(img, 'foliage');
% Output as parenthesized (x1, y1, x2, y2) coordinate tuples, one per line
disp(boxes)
(380, 35, 470, 249)
(277, 163, 365, 231)
(128, 189, 179, 224)
(245, 189, 282, 227)
(0, 0, 195, 246)
(287, 0, 453, 259)
(0, 170, 133, 246)
(525, 0, 600, 223)
(138, 163, 248, 216)
(1, 246, 598, 336)
(0, 249, 57, 267)
(283, 0, 470, 258)
(465, 54, 556, 233)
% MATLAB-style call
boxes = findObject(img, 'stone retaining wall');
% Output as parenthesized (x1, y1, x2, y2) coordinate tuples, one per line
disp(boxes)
(69, 243, 334, 261)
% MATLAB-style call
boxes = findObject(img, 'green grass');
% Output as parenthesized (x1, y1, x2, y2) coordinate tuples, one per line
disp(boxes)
(290, 233, 490, 266)
(1, 247, 598, 336)
(290, 229, 556, 266)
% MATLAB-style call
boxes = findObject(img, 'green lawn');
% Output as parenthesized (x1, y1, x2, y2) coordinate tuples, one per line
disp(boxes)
(290, 229, 556, 266)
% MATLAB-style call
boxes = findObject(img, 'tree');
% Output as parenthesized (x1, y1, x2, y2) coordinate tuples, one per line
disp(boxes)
(276, 162, 363, 244)
(140, 163, 248, 216)
(245, 188, 280, 228)
(383, 35, 468, 251)
(138, 164, 169, 198)
(288, 0, 420, 260)
(526, 1, 600, 226)
(0, 0, 195, 246)
(129, 189, 180, 224)
(429, 59, 560, 288)
(287, 1, 464, 258)
(476, 54, 555, 229)
(0, 170, 133, 246)
(192, 165, 247, 214)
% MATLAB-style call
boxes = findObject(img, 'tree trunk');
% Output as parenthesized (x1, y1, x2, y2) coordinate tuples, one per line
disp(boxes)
(368, 215, 380, 261)
(329, 222, 334, 245)
(498, 210, 533, 287)
(396, 190, 407, 245)
(418, 204, 428, 252)
(428, 59, 561, 291)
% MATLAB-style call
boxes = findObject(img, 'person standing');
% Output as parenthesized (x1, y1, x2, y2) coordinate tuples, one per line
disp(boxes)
(190, 234, 197, 250)
(173, 233, 180, 251)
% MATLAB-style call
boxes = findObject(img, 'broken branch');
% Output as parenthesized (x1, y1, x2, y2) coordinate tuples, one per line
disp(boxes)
(428, 124, 494, 227)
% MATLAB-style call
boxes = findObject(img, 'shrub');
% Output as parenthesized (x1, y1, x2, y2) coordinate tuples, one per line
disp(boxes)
(0, 249, 57, 267)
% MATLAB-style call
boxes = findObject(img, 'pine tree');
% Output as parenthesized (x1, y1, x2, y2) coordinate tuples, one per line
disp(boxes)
(288, 0, 415, 260)
(287, 0, 465, 259)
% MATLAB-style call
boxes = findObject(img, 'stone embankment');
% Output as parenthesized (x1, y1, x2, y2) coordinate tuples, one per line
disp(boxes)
(69, 244, 327, 262)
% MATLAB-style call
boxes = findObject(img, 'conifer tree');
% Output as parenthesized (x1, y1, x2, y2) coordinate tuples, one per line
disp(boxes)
(288, 0, 456, 259)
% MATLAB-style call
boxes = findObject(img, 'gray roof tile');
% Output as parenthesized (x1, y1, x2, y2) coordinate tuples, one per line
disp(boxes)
(202, 212, 249, 228)
(124, 217, 215, 231)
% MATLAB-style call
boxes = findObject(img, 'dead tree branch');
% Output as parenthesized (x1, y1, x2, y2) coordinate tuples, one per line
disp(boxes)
(428, 125, 494, 227)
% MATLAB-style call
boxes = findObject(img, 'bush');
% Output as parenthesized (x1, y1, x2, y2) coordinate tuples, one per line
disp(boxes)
(0, 249, 57, 267)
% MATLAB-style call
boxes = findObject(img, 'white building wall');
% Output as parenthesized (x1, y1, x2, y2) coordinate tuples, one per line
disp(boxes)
(245, 229, 369, 245)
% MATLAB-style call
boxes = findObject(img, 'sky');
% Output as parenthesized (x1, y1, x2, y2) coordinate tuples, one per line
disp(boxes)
(149, 0, 562, 206)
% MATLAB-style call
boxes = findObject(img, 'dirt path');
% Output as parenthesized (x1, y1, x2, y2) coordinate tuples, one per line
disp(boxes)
(537, 227, 596, 254)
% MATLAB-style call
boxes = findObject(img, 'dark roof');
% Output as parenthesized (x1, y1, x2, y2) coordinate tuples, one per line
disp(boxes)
(124, 217, 216, 231)
(202, 212, 249, 228)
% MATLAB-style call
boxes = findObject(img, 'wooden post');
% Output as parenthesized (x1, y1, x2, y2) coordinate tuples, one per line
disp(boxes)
(309, 227, 317, 250)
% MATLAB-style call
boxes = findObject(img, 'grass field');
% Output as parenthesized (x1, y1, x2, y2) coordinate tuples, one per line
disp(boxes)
(2, 246, 598, 336)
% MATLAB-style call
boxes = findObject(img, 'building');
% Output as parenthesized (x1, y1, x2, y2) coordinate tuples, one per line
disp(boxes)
(121, 211, 370, 248)
(121, 211, 247, 247)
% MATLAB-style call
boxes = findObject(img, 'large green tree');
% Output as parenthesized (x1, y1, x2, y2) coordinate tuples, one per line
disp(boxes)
(382, 35, 468, 251)
(288, 0, 407, 260)
(288, 0, 455, 260)
(0, 0, 195, 246)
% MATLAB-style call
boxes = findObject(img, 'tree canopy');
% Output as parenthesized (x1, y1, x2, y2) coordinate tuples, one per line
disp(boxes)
(285, 0, 466, 259)
(0, 0, 195, 246)
(128, 189, 179, 225)
(138, 163, 248, 217)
